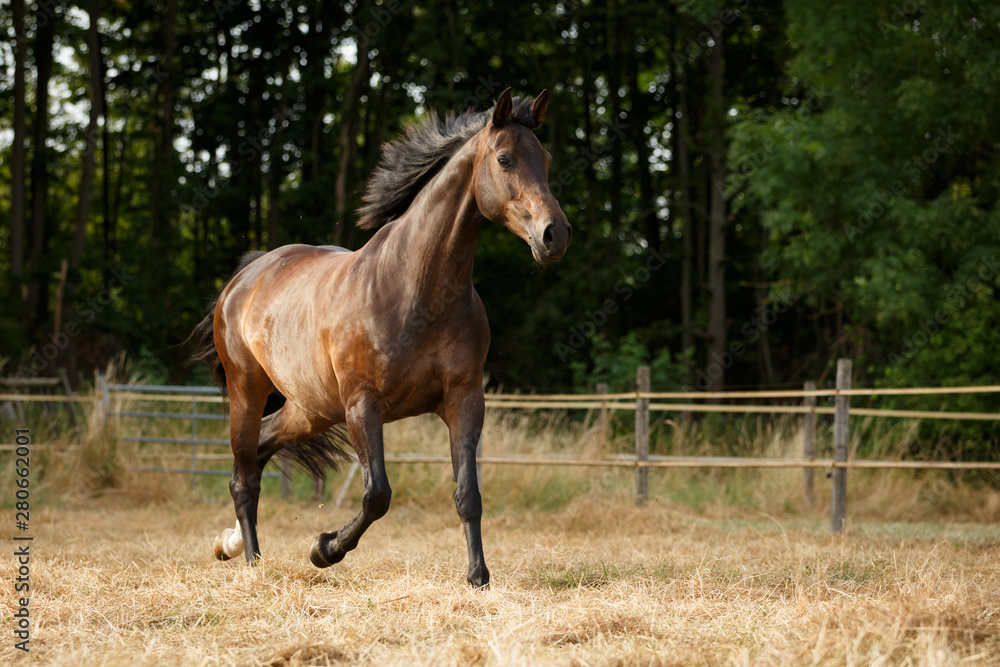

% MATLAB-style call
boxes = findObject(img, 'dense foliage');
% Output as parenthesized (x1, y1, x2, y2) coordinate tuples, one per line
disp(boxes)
(1, 0, 998, 423)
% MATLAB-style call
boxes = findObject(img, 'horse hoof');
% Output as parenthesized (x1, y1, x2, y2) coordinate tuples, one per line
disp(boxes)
(213, 534, 232, 561)
(310, 531, 344, 568)
(468, 566, 490, 589)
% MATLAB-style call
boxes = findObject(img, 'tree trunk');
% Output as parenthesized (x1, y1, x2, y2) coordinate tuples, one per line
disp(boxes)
(629, 55, 658, 253)
(149, 0, 177, 249)
(70, 0, 104, 270)
(100, 37, 110, 263)
(333, 0, 372, 246)
(676, 25, 695, 355)
(267, 118, 286, 250)
(580, 67, 599, 238)
(607, 24, 623, 231)
(756, 230, 776, 384)
(10, 0, 27, 288)
(27, 0, 58, 327)
(109, 130, 127, 259)
(705, 33, 728, 392)
(252, 169, 262, 251)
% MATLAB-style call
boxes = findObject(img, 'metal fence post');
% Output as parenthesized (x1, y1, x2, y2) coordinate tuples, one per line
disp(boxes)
(635, 366, 650, 506)
(831, 359, 852, 532)
(191, 396, 198, 492)
(803, 380, 817, 508)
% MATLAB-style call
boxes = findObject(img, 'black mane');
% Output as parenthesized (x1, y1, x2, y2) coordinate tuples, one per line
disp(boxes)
(356, 95, 539, 230)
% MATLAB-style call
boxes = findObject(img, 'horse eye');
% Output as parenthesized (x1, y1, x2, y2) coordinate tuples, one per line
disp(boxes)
(497, 154, 513, 169)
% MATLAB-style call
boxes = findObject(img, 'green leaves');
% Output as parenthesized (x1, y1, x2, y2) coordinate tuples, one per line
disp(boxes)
(730, 0, 1000, 392)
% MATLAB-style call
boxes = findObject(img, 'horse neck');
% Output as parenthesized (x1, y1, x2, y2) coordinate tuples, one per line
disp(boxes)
(386, 136, 484, 297)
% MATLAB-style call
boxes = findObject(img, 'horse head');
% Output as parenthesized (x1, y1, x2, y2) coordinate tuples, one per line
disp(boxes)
(473, 89, 571, 264)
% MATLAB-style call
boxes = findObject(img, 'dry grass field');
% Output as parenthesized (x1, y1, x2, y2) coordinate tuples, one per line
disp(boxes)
(1, 494, 999, 666)
(3, 381, 1000, 665)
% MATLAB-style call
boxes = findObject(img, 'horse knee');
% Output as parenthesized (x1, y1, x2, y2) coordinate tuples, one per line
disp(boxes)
(363, 483, 392, 519)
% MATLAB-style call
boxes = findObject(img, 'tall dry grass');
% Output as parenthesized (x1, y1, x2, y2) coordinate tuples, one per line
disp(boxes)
(4, 365, 1000, 524)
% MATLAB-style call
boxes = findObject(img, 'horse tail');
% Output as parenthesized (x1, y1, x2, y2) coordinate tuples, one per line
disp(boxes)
(190, 250, 353, 480)
(263, 392, 355, 478)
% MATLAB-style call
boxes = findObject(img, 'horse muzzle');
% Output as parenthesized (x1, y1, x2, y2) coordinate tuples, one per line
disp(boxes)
(530, 218, 572, 264)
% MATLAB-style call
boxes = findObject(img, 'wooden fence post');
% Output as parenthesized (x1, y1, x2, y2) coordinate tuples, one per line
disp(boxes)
(95, 371, 108, 432)
(803, 380, 817, 508)
(831, 359, 851, 532)
(596, 382, 608, 456)
(635, 366, 650, 506)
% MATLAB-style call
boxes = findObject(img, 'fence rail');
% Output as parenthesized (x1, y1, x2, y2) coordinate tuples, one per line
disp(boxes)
(3, 362, 998, 530)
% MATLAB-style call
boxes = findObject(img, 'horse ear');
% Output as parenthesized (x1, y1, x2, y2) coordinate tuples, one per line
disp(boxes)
(531, 90, 548, 128)
(492, 88, 513, 128)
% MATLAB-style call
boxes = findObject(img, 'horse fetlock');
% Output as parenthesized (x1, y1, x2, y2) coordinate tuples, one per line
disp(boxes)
(468, 564, 490, 589)
(362, 486, 392, 519)
(213, 534, 232, 561)
(309, 531, 345, 568)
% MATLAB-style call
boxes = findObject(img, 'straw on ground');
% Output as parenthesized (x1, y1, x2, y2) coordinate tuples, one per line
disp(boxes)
(1, 495, 998, 666)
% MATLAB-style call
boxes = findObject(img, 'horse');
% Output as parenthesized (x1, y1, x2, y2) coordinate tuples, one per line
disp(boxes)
(191, 88, 570, 588)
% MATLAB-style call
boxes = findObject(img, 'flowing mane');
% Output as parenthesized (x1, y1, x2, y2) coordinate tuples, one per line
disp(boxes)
(356, 95, 540, 230)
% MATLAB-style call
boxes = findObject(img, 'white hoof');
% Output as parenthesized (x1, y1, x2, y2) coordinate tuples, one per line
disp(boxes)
(213, 521, 244, 561)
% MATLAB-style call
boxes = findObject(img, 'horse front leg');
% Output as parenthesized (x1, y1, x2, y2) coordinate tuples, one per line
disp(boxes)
(309, 396, 391, 568)
(445, 392, 489, 588)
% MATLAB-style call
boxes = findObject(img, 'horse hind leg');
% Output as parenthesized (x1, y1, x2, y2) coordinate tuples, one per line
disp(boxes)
(215, 399, 336, 561)
(213, 365, 271, 563)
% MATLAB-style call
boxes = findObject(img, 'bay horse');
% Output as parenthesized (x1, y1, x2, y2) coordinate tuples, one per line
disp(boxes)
(191, 89, 570, 587)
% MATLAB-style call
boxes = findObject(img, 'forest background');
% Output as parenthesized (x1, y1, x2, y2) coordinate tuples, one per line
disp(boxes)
(2, 0, 999, 453)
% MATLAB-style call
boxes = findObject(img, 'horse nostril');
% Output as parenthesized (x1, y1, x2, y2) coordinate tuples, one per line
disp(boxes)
(543, 225, 554, 248)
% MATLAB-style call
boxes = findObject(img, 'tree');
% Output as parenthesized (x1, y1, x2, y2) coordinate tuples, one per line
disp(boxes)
(70, 0, 104, 271)
(730, 0, 1000, 395)
(26, 0, 59, 328)
(10, 0, 27, 289)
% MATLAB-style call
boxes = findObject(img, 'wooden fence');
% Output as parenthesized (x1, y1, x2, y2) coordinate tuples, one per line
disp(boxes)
(3, 359, 999, 532)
